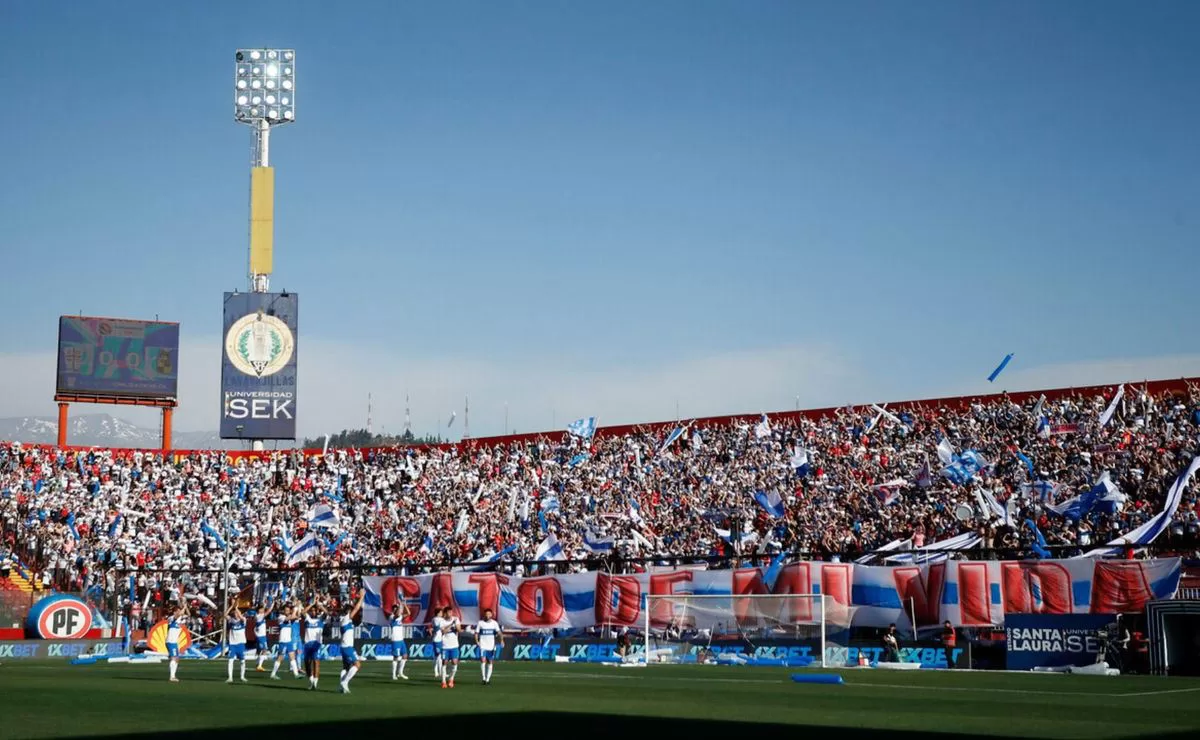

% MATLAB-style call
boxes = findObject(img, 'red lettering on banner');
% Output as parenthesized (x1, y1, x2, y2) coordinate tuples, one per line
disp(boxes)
(467, 574, 500, 616)
(892, 563, 945, 629)
(1091, 561, 1155, 613)
(426, 573, 461, 621)
(771, 563, 813, 622)
(649, 571, 694, 628)
(516, 577, 565, 627)
(821, 564, 851, 607)
(956, 563, 992, 626)
(733, 568, 768, 627)
(595, 574, 641, 627)
(379, 577, 421, 620)
(1001, 562, 1072, 615)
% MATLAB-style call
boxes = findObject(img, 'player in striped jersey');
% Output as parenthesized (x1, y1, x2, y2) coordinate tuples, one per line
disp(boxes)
(302, 600, 326, 690)
(270, 603, 299, 679)
(225, 606, 249, 683)
(338, 594, 365, 694)
(165, 604, 188, 683)
(251, 600, 272, 672)
(440, 609, 461, 689)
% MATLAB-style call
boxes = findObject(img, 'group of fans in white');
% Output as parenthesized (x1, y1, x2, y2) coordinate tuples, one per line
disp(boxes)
(162, 598, 505, 693)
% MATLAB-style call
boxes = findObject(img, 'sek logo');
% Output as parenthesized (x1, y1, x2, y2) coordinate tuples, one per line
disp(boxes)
(224, 397, 294, 420)
(30, 595, 93, 640)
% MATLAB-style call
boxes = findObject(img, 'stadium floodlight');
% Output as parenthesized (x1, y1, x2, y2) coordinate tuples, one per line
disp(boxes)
(234, 48, 294, 295)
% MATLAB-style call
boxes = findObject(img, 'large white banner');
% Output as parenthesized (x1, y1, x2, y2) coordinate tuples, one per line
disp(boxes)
(361, 557, 1181, 630)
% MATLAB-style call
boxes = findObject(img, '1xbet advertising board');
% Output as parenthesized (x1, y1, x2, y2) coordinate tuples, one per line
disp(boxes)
(219, 292, 297, 439)
(1005, 613, 1114, 670)
(56, 316, 179, 398)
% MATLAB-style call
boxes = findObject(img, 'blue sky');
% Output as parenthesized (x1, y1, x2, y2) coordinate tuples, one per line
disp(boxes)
(1, 1, 1198, 438)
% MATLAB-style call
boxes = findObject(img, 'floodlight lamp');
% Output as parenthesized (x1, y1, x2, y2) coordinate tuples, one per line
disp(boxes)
(238, 95, 248, 105)
(238, 66, 248, 76)
(280, 95, 290, 105)
(283, 66, 293, 76)
(283, 51, 294, 60)
(266, 64, 278, 76)
(266, 80, 277, 90)
(250, 50, 261, 60)
(251, 80, 262, 89)
(282, 80, 292, 90)
(283, 110, 294, 120)
(268, 50, 278, 59)
(252, 66, 261, 75)
(269, 108, 279, 118)
(237, 80, 248, 89)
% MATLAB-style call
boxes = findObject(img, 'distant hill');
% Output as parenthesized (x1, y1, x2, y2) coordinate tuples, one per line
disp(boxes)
(0, 413, 244, 450)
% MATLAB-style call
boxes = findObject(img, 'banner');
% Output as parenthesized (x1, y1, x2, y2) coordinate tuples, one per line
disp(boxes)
(1005, 613, 1114, 670)
(219, 292, 298, 439)
(362, 557, 1181, 631)
(0, 640, 124, 660)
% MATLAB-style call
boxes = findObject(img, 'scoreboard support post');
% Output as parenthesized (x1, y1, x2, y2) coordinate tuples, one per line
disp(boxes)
(54, 394, 178, 451)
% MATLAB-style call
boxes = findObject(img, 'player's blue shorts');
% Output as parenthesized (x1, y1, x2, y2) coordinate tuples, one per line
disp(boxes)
(303, 641, 321, 662)
(443, 647, 460, 661)
(341, 647, 358, 669)
(166, 642, 178, 658)
(290, 639, 301, 654)
(228, 643, 246, 660)
(432, 642, 442, 657)
(480, 648, 498, 661)
(256, 637, 267, 652)
(391, 641, 408, 658)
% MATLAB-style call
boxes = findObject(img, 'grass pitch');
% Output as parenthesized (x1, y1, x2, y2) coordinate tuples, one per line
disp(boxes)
(1, 659, 1198, 740)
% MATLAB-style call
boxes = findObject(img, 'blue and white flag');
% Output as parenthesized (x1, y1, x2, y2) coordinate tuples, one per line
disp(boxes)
(873, 479, 907, 507)
(1083, 456, 1200, 557)
(1093, 472, 1126, 514)
(568, 453, 590, 468)
(1036, 415, 1051, 439)
(884, 532, 981, 564)
(535, 533, 565, 561)
(791, 447, 811, 476)
(763, 550, 789, 590)
(455, 508, 470, 536)
(455, 544, 518, 571)
(754, 414, 771, 439)
(714, 526, 758, 547)
(987, 353, 1014, 382)
(327, 532, 347, 554)
(107, 514, 123, 539)
(941, 450, 988, 486)
(628, 500, 645, 526)
(1099, 385, 1124, 428)
(1046, 473, 1123, 521)
(542, 494, 560, 513)
(567, 417, 597, 440)
(286, 533, 320, 566)
(1022, 480, 1061, 504)
(582, 529, 614, 554)
(1015, 451, 1034, 476)
(66, 512, 80, 541)
(936, 438, 956, 466)
(691, 430, 702, 452)
(306, 503, 339, 529)
(753, 490, 786, 518)
(420, 530, 435, 554)
(1026, 519, 1051, 559)
(658, 426, 685, 455)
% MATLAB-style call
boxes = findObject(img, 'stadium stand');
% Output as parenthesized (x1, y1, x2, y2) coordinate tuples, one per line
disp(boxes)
(1, 379, 1199, 604)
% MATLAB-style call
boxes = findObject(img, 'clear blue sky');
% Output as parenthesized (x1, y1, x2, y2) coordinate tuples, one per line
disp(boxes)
(1, 1, 1198, 436)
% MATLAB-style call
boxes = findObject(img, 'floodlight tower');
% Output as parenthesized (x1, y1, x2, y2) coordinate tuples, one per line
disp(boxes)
(234, 49, 295, 293)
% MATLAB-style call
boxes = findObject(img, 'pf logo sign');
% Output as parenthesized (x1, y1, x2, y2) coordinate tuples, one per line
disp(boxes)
(26, 594, 94, 640)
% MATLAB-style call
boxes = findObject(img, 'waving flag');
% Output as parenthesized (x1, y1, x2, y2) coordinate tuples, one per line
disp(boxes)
(1022, 480, 1062, 504)
(568, 453, 590, 468)
(936, 438, 956, 466)
(754, 414, 771, 439)
(286, 533, 320, 566)
(873, 479, 907, 506)
(658, 426, 685, 455)
(535, 534, 565, 561)
(306, 503, 339, 529)
(542, 494, 560, 513)
(1099, 385, 1124, 428)
(455, 544, 518, 572)
(107, 514, 123, 539)
(455, 508, 470, 536)
(420, 530, 435, 554)
(941, 450, 988, 486)
(752, 490, 785, 518)
(791, 447, 811, 477)
(1083, 456, 1200, 557)
(567, 417, 597, 439)
(200, 520, 227, 549)
(583, 530, 614, 553)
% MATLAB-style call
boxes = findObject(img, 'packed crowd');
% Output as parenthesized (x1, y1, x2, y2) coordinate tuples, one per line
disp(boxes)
(2, 382, 1200, 603)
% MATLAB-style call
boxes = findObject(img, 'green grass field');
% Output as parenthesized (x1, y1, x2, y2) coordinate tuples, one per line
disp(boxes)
(1, 659, 1199, 740)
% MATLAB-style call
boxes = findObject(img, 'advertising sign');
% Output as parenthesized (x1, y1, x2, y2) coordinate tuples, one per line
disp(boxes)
(26, 594, 94, 639)
(56, 316, 179, 398)
(1005, 613, 1114, 670)
(0, 640, 123, 660)
(219, 292, 298, 439)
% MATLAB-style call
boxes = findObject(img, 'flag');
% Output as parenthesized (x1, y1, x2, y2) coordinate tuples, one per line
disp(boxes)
(915, 460, 933, 489)
(791, 447, 811, 477)
(1099, 385, 1124, 428)
(455, 509, 470, 536)
(1015, 451, 1034, 476)
(280, 529, 295, 552)
(855, 538, 911, 564)
(941, 450, 987, 486)
(455, 544, 518, 571)
(628, 500, 644, 526)
(1036, 415, 1051, 439)
(936, 438, 956, 466)
(1046, 473, 1122, 521)
(987, 353, 1014, 382)
(535, 534, 565, 561)
(762, 550, 789, 590)
(447, 412, 457, 428)
(583, 529, 615, 554)
(714, 526, 757, 547)
(66, 512, 80, 541)
(754, 414, 771, 439)
(420, 530, 435, 554)
(873, 479, 907, 506)
(566, 417, 597, 439)
(691, 430, 702, 451)
(1032, 394, 1046, 421)
(752, 490, 785, 518)
(1026, 519, 1051, 559)
(326, 532, 347, 554)
(1083, 455, 1200, 556)
(306, 503, 339, 529)
(1022, 480, 1061, 504)
(542, 494, 560, 513)
(286, 533, 320, 566)
(658, 426, 685, 455)
(884, 532, 981, 564)
(200, 520, 227, 549)
(107, 514, 123, 539)
(322, 432, 332, 456)
(568, 453, 589, 468)
(1093, 472, 1126, 514)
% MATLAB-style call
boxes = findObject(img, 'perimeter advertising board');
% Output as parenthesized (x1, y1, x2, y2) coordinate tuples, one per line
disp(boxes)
(219, 292, 298, 439)
(1005, 613, 1113, 670)
(56, 316, 179, 398)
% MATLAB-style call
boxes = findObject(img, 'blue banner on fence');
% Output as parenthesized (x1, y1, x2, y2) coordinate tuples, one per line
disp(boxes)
(1005, 613, 1114, 670)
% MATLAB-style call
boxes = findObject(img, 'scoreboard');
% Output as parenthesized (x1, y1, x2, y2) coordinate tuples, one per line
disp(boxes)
(56, 316, 180, 399)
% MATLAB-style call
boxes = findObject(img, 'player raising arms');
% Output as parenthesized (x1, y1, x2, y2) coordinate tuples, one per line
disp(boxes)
(250, 599, 272, 672)
(301, 599, 326, 690)
(225, 605, 249, 684)
(440, 607, 461, 689)
(388, 600, 412, 680)
(431, 607, 447, 680)
(475, 608, 504, 685)
(270, 602, 297, 680)
(338, 593, 366, 694)
(165, 604, 188, 683)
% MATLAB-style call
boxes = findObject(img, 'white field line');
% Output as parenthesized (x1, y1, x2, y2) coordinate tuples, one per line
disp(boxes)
(1113, 687, 1200, 698)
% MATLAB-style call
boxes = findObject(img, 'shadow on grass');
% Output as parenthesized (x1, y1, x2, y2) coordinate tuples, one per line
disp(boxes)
(84, 714, 1200, 740)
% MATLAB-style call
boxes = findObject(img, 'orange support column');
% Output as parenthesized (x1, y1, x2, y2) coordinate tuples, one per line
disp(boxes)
(57, 402, 69, 447)
(161, 407, 173, 451)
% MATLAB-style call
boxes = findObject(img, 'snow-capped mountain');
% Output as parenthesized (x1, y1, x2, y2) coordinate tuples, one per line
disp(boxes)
(0, 413, 236, 450)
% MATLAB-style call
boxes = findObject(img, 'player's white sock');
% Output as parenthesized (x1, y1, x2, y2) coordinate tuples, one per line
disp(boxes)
(481, 662, 487, 680)
(290, 657, 299, 676)
(435, 655, 442, 677)
(449, 663, 458, 681)
(391, 658, 397, 679)
(240, 661, 247, 681)
(257, 653, 266, 669)
(339, 669, 347, 682)
(345, 665, 358, 685)
(486, 663, 494, 682)
(270, 658, 280, 678)
(399, 657, 408, 677)
(169, 660, 177, 680)
(227, 659, 234, 681)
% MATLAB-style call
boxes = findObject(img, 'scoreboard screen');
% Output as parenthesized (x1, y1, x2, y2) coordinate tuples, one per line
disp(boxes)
(56, 316, 180, 399)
